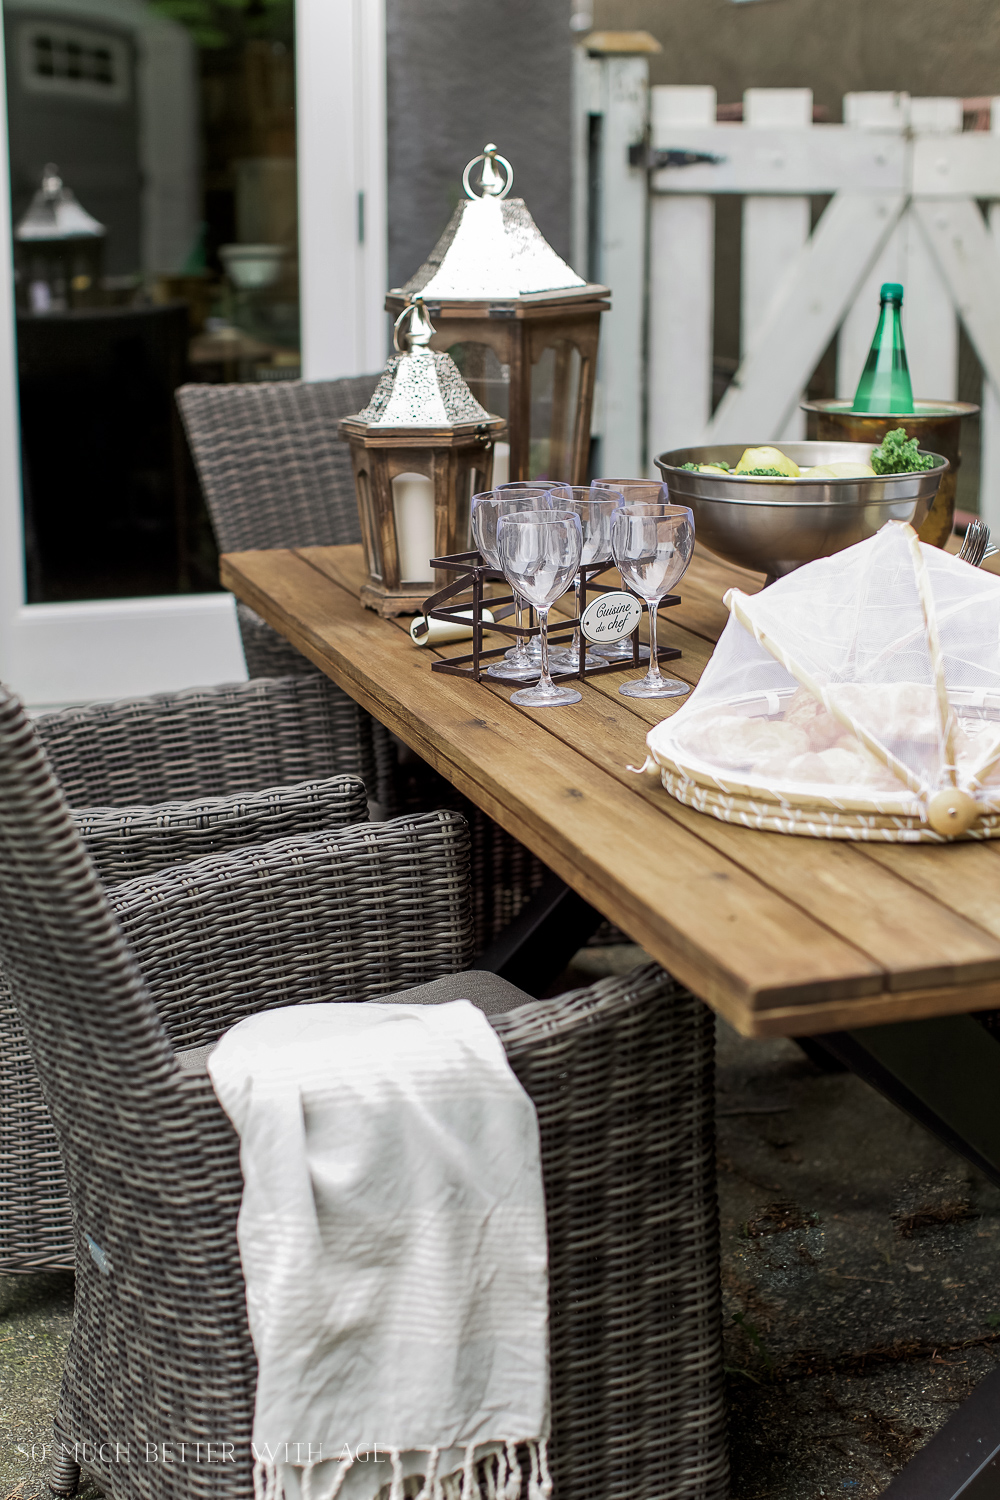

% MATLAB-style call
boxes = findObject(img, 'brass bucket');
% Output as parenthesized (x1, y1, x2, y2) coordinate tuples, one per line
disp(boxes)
(801, 399, 979, 548)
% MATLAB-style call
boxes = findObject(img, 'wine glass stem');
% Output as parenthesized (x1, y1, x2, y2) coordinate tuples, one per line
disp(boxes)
(538, 607, 555, 691)
(571, 577, 582, 659)
(645, 596, 664, 685)
(513, 593, 530, 665)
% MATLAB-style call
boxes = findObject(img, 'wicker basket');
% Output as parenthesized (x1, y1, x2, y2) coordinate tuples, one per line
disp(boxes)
(643, 524, 1000, 842)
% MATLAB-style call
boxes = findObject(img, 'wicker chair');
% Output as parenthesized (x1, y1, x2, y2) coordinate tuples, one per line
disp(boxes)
(0, 684, 726, 1500)
(177, 377, 548, 949)
(1, 675, 380, 1274)
(0, 770, 368, 1275)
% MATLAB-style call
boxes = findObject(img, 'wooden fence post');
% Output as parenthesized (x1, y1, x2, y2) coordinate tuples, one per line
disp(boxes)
(837, 93, 909, 399)
(580, 38, 651, 480)
(977, 98, 1000, 532)
(742, 88, 813, 439)
(904, 97, 961, 402)
(646, 85, 716, 467)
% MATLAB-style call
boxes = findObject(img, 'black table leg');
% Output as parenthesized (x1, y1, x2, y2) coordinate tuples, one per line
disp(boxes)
(811, 1015, 1000, 1189)
(478, 872, 605, 996)
(880, 1365, 1000, 1498)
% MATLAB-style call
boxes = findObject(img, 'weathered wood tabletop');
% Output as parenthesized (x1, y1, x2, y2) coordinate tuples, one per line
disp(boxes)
(221, 542, 1000, 1040)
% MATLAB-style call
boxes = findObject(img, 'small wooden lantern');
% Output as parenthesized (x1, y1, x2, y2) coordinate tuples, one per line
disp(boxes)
(386, 145, 609, 487)
(341, 297, 506, 616)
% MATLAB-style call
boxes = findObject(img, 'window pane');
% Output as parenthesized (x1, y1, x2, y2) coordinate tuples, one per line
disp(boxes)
(4, 0, 299, 603)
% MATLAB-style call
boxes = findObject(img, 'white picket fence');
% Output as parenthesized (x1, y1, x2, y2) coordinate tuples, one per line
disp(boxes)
(574, 61, 1000, 529)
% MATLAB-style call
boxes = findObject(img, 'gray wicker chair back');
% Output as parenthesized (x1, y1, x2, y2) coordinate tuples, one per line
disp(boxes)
(0, 769, 369, 1274)
(0, 682, 261, 1485)
(175, 377, 395, 817)
(35, 676, 377, 805)
(176, 376, 379, 554)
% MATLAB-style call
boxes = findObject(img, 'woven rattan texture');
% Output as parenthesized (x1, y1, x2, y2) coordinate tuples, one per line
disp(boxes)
(75, 775, 368, 886)
(176, 377, 379, 554)
(0, 686, 725, 1500)
(495, 965, 727, 1500)
(108, 811, 475, 1052)
(177, 375, 399, 809)
(0, 773, 369, 1274)
(34, 676, 378, 805)
(398, 755, 548, 953)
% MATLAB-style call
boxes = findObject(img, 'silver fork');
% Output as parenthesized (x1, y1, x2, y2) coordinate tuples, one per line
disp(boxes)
(958, 516, 993, 566)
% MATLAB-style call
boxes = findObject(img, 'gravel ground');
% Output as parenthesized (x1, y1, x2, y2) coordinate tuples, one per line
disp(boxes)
(3, 946, 999, 1500)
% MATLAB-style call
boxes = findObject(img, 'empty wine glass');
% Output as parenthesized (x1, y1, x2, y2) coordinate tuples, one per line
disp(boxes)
(590, 479, 671, 661)
(496, 481, 571, 662)
(499, 509, 583, 707)
(611, 503, 694, 699)
(548, 487, 622, 670)
(471, 491, 545, 681)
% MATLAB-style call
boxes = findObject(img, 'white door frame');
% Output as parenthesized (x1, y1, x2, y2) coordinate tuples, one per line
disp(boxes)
(0, 0, 388, 705)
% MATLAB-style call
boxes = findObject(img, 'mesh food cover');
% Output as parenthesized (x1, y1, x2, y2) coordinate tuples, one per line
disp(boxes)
(644, 522, 1000, 841)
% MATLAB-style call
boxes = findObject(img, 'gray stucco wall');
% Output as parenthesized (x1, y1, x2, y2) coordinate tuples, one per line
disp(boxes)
(592, 0, 1000, 117)
(386, 0, 575, 292)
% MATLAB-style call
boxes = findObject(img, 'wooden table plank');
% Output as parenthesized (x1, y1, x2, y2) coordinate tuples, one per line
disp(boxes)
(221, 542, 1000, 1038)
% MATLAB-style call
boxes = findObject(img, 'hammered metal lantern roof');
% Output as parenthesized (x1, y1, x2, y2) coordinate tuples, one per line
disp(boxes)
(353, 297, 500, 429)
(15, 164, 105, 241)
(399, 144, 588, 302)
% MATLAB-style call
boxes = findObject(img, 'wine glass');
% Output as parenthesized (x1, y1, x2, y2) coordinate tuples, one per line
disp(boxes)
(496, 481, 571, 662)
(499, 510, 583, 707)
(547, 487, 622, 670)
(471, 491, 545, 681)
(610, 503, 694, 699)
(590, 479, 671, 661)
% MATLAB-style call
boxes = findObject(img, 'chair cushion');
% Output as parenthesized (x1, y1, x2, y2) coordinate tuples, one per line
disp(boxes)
(173, 971, 532, 1074)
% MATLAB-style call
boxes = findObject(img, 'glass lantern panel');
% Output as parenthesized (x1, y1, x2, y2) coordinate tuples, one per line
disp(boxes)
(356, 469, 383, 580)
(446, 342, 509, 419)
(529, 340, 581, 483)
(447, 341, 511, 487)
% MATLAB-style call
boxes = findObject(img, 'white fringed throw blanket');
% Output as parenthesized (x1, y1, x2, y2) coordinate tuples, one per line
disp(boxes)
(208, 1001, 551, 1500)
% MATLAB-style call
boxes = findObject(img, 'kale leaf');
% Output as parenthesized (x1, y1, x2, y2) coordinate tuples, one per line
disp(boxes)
(870, 428, 935, 475)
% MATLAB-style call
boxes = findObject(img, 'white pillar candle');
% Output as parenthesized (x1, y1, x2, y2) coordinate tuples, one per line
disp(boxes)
(391, 471, 436, 583)
(492, 441, 510, 488)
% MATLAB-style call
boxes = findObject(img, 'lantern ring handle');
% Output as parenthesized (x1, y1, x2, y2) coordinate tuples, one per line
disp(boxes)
(463, 146, 513, 201)
(392, 303, 414, 354)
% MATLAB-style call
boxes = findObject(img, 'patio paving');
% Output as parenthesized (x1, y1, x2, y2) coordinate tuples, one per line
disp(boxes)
(2, 945, 999, 1500)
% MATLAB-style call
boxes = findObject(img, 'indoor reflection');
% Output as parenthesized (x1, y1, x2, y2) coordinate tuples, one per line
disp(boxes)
(3, 0, 299, 602)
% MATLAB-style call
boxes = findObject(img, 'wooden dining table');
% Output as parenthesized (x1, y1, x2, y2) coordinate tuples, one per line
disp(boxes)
(220, 539, 1000, 1046)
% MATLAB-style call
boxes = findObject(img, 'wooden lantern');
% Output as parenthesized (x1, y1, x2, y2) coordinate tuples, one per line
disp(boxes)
(385, 145, 609, 488)
(340, 297, 506, 616)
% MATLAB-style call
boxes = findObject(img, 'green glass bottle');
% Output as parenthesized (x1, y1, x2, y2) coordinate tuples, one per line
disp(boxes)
(851, 282, 915, 414)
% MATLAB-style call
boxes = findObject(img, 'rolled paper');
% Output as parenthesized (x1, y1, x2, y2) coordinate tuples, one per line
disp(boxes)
(410, 609, 495, 647)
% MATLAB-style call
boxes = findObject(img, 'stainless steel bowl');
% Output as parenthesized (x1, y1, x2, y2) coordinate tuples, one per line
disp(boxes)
(654, 442, 948, 582)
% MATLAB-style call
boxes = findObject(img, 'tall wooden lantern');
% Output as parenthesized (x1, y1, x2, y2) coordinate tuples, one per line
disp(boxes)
(386, 144, 609, 487)
(341, 297, 506, 616)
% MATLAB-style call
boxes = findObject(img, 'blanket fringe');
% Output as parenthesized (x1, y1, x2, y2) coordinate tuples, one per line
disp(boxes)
(502, 1443, 521, 1500)
(254, 1459, 279, 1500)
(416, 1446, 441, 1500)
(389, 1448, 405, 1500)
